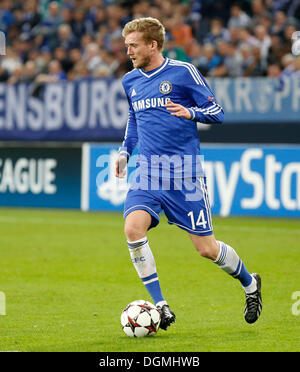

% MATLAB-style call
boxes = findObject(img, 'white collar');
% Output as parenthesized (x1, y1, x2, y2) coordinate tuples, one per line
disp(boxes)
(138, 58, 169, 78)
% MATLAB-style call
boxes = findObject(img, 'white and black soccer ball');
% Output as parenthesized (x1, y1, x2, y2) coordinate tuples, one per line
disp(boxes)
(121, 300, 161, 337)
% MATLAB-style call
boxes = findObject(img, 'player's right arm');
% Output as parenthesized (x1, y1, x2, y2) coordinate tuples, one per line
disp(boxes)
(116, 82, 138, 178)
(115, 154, 128, 178)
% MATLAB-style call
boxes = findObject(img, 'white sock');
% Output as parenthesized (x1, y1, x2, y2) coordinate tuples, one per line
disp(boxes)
(243, 275, 257, 294)
(127, 237, 157, 279)
(127, 237, 165, 305)
(214, 241, 257, 292)
(156, 300, 168, 308)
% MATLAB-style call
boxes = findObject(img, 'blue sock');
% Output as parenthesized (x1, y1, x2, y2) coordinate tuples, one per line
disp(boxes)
(231, 260, 252, 287)
(141, 273, 165, 304)
(128, 237, 165, 305)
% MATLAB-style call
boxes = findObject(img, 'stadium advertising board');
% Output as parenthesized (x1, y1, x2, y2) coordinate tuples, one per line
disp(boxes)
(0, 79, 128, 141)
(0, 77, 299, 141)
(0, 146, 81, 208)
(208, 77, 300, 123)
(83, 143, 300, 218)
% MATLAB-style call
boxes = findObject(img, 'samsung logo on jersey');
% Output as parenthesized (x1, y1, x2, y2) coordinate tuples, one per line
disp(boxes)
(132, 97, 170, 112)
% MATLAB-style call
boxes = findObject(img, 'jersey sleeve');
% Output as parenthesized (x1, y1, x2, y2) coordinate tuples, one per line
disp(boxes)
(183, 65, 224, 124)
(118, 82, 138, 159)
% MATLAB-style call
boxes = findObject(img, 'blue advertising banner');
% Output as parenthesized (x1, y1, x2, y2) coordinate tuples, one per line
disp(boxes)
(0, 146, 81, 208)
(81, 143, 128, 212)
(202, 144, 300, 217)
(208, 77, 300, 123)
(0, 78, 128, 141)
(0, 77, 299, 141)
(82, 143, 300, 218)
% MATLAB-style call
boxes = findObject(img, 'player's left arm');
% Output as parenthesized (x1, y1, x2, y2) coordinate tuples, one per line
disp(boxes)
(165, 93, 224, 124)
(165, 67, 224, 124)
(165, 100, 192, 119)
(186, 94, 224, 124)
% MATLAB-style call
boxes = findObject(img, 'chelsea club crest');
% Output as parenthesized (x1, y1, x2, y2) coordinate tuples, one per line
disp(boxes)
(159, 81, 172, 94)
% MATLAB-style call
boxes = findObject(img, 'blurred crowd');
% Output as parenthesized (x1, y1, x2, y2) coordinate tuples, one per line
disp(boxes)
(0, 0, 300, 86)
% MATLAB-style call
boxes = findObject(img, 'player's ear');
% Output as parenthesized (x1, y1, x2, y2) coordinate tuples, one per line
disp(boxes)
(151, 40, 158, 50)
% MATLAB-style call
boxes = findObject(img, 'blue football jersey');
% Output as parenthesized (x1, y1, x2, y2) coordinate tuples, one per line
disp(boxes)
(119, 58, 224, 178)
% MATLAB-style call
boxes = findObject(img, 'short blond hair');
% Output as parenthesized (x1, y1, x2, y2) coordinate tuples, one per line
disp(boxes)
(122, 17, 165, 51)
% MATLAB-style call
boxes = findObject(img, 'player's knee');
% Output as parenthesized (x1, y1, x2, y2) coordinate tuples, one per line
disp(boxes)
(195, 243, 217, 260)
(196, 245, 212, 259)
(124, 223, 146, 242)
(191, 235, 219, 260)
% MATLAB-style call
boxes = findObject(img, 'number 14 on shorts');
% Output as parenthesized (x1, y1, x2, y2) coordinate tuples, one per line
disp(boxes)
(187, 210, 207, 230)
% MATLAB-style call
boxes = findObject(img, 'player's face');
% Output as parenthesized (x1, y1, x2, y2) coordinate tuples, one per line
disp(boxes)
(125, 31, 153, 70)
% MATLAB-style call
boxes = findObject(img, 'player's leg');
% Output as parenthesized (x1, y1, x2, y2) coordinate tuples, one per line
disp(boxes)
(162, 176, 262, 323)
(189, 233, 262, 323)
(124, 209, 165, 305)
(189, 233, 255, 289)
(124, 209, 175, 330)
(124, 209, 151, 241)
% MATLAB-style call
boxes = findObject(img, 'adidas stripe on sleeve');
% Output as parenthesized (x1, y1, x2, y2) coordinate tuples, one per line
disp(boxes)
(170, 60, 224, 124)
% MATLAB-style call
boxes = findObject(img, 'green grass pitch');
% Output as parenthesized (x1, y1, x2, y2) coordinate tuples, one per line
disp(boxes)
(0, 208, 299, 352)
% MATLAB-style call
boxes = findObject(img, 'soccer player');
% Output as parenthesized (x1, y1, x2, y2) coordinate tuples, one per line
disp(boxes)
(115, 17, 262, 330)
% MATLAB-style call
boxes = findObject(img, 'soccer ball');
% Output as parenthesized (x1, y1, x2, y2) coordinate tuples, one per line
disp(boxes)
(121, 300, 161, 337)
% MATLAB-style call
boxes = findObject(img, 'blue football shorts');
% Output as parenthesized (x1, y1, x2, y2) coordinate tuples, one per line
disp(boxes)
(124, 177, 213, 236)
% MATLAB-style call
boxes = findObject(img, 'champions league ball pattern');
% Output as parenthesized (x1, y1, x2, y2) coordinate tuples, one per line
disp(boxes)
(121, 300, 161, 337)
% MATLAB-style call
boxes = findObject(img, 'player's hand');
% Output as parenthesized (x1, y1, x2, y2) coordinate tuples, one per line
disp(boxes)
(165, 100, 191, 120)
(115, 155, 128, 178)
